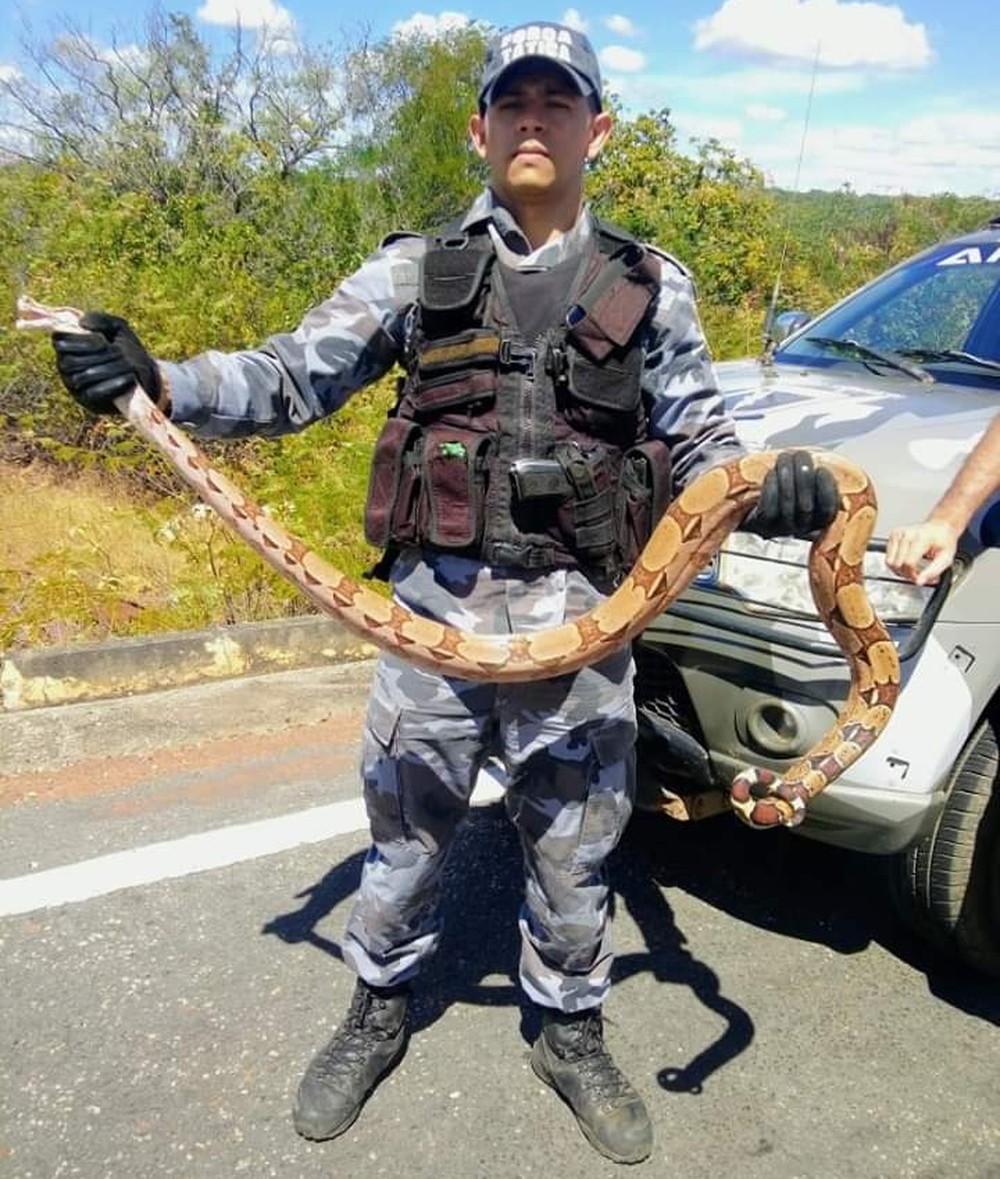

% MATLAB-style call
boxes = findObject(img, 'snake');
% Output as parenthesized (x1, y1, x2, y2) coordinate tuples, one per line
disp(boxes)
(16, 295, 901, 829)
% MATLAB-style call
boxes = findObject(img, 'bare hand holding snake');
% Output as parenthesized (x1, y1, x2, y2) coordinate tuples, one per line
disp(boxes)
(16, 295, 901, 830)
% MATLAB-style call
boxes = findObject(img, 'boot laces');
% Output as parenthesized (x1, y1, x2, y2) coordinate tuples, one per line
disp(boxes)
(311, 988, 400, 1083)
(557, 1015, 635, 1106)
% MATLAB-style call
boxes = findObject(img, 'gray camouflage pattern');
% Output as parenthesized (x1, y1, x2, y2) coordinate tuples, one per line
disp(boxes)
(342, 552, 636, 1009)
(160, 188, 744, 1011)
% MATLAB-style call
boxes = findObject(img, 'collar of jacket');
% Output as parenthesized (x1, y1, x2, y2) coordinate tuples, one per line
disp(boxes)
(458, 189, 595, 269)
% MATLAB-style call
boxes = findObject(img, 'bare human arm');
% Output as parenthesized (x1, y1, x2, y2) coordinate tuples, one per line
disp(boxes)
(886, 415, 1000, 585)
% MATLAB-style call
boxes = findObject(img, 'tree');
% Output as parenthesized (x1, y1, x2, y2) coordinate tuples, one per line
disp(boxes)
(592, 110, 777, 307)
(0, 13, 352, 208)
(343, 27, 488, 231)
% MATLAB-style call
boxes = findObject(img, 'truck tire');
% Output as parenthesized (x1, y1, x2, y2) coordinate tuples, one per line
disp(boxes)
(889, 714, 1000, 979)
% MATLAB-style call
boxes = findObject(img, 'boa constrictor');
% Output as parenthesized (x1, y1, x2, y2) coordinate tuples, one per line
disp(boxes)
(16, 295, 901, 829)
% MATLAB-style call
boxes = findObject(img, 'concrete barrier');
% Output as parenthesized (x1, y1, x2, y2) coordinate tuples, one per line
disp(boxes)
(0, 615, 377, 712)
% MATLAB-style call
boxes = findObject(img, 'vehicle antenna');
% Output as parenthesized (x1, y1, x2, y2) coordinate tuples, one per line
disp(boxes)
(760, 40, 821, 363)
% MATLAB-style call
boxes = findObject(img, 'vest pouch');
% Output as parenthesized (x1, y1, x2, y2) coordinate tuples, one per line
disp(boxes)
(617, 439, 673, 569)
(565, 345, 643, 413)
(566, 242, 659, 362)
(413, 329, 500, 417)
(364, 417, 424, 549)
(420, 244, 492, 314)
(422, 426, 491, 549)
(554, 444, 617, 566)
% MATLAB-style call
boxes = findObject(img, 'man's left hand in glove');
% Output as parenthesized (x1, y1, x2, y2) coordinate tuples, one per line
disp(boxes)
(744, 449, 840, 538)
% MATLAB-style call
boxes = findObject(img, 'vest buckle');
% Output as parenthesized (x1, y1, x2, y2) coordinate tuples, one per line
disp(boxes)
(613, 242, 645, 269)
(498, 339, 534, 371)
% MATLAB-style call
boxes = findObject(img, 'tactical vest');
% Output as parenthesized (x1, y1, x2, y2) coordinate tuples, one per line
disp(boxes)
(364, 218, 673, 579)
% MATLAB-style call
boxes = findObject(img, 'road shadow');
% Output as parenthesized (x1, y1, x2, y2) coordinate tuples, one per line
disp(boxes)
(609, 840, 755, 1094)
(621, 809, 873, 956)
(260, 806, 524, 1032)
(261, 848, 368, 963)
(262, 801, 757, 1092)
(621, 808, 1000, 1027)
(262, 797, 998, 1085)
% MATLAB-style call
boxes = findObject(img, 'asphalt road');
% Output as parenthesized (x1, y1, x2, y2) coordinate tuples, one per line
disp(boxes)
(1, 662, 998, 1179)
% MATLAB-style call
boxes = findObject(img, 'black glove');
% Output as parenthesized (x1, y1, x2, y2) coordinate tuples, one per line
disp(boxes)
(745, 449, 840, 538)
(52, 311, 163, 415)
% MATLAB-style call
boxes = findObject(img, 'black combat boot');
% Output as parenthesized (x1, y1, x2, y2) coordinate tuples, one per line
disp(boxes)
(292, 979, 409, 1141)
(531, 1008, 653, 1164)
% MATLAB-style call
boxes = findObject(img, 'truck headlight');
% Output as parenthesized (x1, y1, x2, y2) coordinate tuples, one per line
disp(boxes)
(714, 533, 932, 623)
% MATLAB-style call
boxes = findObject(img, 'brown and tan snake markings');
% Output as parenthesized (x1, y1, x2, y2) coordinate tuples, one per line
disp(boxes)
(16, 295, 901, 830)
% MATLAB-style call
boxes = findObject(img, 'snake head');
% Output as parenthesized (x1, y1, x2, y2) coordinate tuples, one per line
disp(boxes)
(729, 767, 808, 829)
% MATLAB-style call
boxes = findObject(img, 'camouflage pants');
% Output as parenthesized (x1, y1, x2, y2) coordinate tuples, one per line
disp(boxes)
(341, 553, 637, 1012)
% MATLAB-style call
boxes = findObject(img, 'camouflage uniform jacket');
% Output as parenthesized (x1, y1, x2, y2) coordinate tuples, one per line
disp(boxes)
(162, 189, 744, 623)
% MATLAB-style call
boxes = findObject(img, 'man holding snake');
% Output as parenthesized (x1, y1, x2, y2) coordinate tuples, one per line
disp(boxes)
(50, 22, 837, 1165)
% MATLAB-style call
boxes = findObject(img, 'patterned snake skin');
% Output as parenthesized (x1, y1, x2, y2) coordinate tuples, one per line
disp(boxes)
(17, 296, 901, 828)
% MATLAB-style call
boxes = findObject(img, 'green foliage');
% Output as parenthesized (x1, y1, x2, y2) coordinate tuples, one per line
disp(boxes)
(344, 27, 488, 231)
(2, 13, 999, 646)
(592, 110, 778, 308)
(248, 378, 398, 574)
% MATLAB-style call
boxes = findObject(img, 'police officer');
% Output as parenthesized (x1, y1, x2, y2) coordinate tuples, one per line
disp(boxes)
(51, 21, 837, 1165)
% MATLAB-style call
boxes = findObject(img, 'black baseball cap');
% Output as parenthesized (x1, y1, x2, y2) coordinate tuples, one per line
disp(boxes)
(479, 22, 603, 111)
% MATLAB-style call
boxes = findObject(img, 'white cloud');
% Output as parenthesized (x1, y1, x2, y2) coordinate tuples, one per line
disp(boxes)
(392, 11, 470, 37)
(603, 60, 998, 196)
(694, 0, 932, 71)
(600, 45, 646, 72)
(675, 112, 746, 145)
(746, 102, 787, 121)
(899, 110, 1000, 152)
(197, 0, 294, 33)
(732, 105, 1000, 195)
(0, 64, 22, 82)
(561, 9, 589, 32)
(701, 67, 866, 97)
(605, 14, 639, 36)
(604, 63, 863, 115)
(98, 44, 148, 70)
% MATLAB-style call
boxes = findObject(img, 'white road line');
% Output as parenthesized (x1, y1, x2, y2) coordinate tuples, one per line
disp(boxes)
(0, 773, 506, 917)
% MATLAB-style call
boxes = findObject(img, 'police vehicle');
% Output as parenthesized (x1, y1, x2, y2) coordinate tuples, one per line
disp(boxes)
(634, 217, 1000, 978)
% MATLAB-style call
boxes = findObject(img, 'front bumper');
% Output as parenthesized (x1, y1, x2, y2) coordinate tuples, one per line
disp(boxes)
(634, 590, 976, 855)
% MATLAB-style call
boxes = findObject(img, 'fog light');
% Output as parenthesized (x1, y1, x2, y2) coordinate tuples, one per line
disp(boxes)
(745, 698, 805, 756)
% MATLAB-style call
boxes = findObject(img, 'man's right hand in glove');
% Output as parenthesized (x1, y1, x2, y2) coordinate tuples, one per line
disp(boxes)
(51, 312, 166, 416)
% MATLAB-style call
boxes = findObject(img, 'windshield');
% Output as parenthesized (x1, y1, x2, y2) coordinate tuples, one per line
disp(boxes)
(775, 238, 1000, 383)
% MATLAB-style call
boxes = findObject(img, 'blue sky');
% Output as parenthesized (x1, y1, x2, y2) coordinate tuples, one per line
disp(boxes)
(2, 0, 998, 197)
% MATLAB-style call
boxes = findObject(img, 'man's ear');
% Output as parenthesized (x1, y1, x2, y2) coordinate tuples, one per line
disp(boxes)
(586, 110, 613, 163)
(468, 112, 488, 160)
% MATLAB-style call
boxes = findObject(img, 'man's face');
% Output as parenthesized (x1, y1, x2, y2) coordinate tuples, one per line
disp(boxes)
(469, 64, 611, 208)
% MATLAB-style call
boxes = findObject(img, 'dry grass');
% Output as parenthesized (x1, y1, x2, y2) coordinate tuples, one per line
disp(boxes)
(0, 461, 300, 649)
